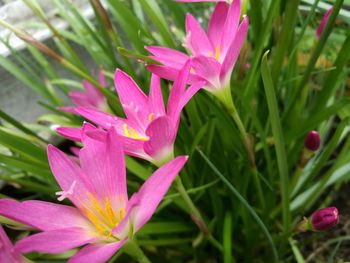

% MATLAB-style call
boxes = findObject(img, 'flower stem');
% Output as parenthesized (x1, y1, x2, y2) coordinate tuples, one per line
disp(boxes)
(174, 176, 223, 251)
(174, 176, 209, 234)
(227, 104, 265, 208)
(123, 240, 151, 263)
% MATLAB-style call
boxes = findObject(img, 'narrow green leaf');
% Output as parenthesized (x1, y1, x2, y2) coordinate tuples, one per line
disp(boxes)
(261, 51, 290, 233)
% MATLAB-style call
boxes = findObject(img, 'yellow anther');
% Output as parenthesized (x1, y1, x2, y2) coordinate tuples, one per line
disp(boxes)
(215, 46, 220, 61)
(105, 197, 116, 226)
(149, 113, 154, 123)
(122, 124, 149, 141)
(118, 208, 126, 222)
(88, 192, 107, 219)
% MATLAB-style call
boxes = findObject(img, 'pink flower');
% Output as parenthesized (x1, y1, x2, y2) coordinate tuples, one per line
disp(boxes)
(316, 7, 333, 39)
(0, 128, 188, 263)
(58, 61, 204, 165)
(146, 1, 248, 107)
(0, 226, 25, 263)
(60, 70, 109, 114)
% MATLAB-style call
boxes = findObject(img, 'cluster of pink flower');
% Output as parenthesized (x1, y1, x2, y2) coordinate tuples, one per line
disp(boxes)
(0, 1, 337, 262)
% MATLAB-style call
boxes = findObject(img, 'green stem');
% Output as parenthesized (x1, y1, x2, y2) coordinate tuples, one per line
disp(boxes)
(174, 176, 209, 235)
(227, 105, 265, 208)
(123, 240, 151, 263)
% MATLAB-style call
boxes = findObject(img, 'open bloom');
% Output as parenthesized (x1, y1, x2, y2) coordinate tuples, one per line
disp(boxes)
(146, 0, 248, 108)
(316, 7, 333, 39)
(0, 226, 25, 263)
(58, 61, 204, 165)
(0, 128, 188, 263)
(60, 70, 109, 114)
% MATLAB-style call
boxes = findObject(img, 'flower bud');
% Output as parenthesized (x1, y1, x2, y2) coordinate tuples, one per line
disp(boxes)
(311, 207, 339, 231)
(304, 131, 320, 151)
(316, 7, 333, 39)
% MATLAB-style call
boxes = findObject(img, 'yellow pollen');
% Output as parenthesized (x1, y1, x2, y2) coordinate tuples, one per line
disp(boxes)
(123, 123, 148, 141)
(215, 46, 220, 61)
(149, 113, 154, 123)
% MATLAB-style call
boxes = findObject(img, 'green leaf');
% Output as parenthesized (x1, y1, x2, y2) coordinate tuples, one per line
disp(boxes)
(261, 51, 290, 233)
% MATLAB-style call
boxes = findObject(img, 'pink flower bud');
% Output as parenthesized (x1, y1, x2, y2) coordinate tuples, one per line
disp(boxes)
(311, 207, 339, 231)
(304, 131, 320, 151)
(316, 7, 333, 39)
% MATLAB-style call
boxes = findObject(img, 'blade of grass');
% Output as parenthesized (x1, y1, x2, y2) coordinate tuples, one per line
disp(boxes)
(261, 51, 290, 233)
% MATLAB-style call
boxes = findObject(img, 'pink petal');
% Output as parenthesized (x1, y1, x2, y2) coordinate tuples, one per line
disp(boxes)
(68, 240, 126, 263)
(149, 74, 166, 116)
(82, 80, 105, 107)
(56, 127, 83, 142)
(220, 16, 249, 84)
(145, 46, 189, 69)
(114, 69, 150, 121)
(316, 7, 333, 38)
(128, 156, 188, 231)
(191, 56, 221, 88)
(168, 80, 205, 131)
(185, 14, 213, 56)
(15, 227, 96, 254)
(47, 145, 95, 208)
(0, 199, 90, 231)
(58, 106, 77, 114)
(208, 2, 230, 47)
(144, 116, 175, 162)
(0, 226, 23, 263)
(75, 107, 118, 129)
(220, 0, 241, 55)
(167, 60, 191, 118)
(69, 91, 91, 107)
(79, 127, 128, 208)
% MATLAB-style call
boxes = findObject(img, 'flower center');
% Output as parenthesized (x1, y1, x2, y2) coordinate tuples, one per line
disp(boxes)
(83, 193, 126, 237)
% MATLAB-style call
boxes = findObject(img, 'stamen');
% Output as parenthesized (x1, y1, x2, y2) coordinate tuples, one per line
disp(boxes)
(149, 113, 154, 123)
(122, 123, 149, 141)
(88, 192, 108, 219)
(215, 46, 220, 61)
(55, 180, 76, 201)
(83, 208, 105, 235)
(105, 197, 116, 226)
(118, 208, 126, 222)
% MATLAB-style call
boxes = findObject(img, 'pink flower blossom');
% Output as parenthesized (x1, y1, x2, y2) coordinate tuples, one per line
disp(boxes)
(57, 61, 204, 165)
(316, 7, 333, 39)
(60, 70, 109, 114)
(0, 128, 188, 263)
(146, 0, 248, 106)
(0, 226, 25, 263)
